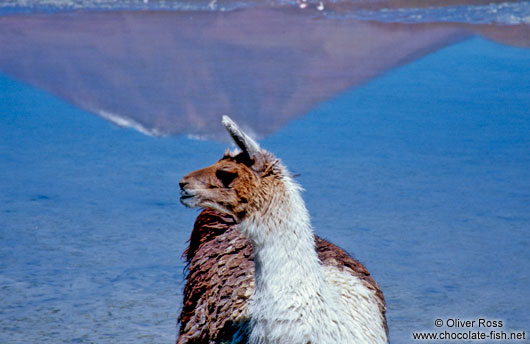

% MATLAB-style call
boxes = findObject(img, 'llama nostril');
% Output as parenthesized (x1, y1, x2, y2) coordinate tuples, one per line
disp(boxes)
(179, 181, 188, 190)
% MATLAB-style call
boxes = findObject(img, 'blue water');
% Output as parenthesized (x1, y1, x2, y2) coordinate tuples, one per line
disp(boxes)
(278, 38, 530, 341)
(1, 20, 529, 344)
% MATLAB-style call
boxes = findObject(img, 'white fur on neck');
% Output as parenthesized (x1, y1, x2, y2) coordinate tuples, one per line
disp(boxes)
(242, 176, 323, 343)
(240, 175, 387, 344)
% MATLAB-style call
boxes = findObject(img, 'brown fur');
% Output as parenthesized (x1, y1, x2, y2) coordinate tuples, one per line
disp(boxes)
(177, 209, 387, 343)
(179, 151, 287, 222)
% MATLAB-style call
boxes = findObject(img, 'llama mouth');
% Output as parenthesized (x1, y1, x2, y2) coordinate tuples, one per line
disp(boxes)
(179, 191, 196, 207)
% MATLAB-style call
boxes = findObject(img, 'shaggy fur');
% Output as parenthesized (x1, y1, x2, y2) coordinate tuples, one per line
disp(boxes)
(178, 116, 388, 344)
(176, 209, 387, 343)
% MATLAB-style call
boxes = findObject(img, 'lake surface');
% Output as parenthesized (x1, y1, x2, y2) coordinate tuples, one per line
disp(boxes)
(1, 1, 529, 343)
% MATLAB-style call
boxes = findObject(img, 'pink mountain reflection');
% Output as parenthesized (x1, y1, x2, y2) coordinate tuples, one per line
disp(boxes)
(0, 8, 528, 139)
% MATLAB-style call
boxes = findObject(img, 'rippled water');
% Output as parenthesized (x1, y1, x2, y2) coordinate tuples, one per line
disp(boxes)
(1, 1, 529, 343)
(352, 2, 530, 25)
(2, 0, 530, 25)
(0, 0, 272, 13)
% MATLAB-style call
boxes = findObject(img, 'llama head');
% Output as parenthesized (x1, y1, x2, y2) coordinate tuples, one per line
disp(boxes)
(179, 116, 285, 221)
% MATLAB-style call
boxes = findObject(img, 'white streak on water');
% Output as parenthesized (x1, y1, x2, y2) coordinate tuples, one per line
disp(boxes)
(94, 109, 166, 137)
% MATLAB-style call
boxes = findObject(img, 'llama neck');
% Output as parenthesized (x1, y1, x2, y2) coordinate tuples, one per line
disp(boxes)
(248, 214, 323, 291)
(243, 179, 322, 279)
(241, 179, 327, 325)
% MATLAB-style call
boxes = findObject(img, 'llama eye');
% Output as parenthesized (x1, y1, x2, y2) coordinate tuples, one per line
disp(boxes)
(216, 169, 237, 188)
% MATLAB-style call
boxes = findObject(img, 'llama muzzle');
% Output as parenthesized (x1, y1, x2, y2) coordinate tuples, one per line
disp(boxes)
(178, 179, 195, 207)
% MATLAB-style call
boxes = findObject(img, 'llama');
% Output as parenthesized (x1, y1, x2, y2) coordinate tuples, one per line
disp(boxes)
(178, 116, 388, 344)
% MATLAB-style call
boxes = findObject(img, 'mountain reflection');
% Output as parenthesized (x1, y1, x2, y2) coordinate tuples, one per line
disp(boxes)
(0, 8, 528, 139)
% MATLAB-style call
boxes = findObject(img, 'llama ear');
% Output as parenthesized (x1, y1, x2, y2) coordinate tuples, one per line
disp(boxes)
(222, 115, 265, 170)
